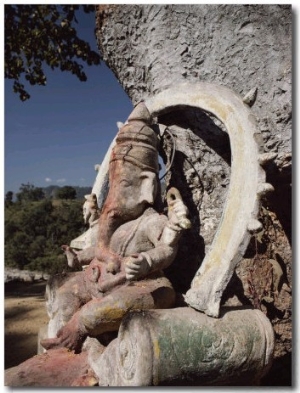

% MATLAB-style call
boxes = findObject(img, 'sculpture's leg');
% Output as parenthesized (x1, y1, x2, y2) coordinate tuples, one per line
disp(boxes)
(42, 275, 175, 352)
(46, 272, 91, 338)
(80, 276, 175, 337)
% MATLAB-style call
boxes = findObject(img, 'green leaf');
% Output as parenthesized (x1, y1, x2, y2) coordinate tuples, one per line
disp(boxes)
(5, 4, 101, 101)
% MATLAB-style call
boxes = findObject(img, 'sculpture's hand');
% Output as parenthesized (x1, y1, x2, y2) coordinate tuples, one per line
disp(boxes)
(41, 314, 87, 353)
(168, 199, 190, 230)
(125, 253, 150, 281)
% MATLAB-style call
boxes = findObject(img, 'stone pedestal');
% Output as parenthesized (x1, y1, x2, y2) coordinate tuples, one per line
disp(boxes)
(89, 307, 274, 386)
(5, 307, 274, 387)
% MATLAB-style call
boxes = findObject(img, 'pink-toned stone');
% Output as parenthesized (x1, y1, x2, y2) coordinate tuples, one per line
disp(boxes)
(4, 348, 95, 387)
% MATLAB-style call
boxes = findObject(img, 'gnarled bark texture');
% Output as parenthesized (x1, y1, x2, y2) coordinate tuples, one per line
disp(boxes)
(95, 4, 292, 385)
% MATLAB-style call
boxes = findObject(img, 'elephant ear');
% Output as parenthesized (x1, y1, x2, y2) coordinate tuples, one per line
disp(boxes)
(145, 82, 274, 318)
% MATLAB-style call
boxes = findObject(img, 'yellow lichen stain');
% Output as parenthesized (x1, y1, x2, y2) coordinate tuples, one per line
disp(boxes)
(153, 339, 160, 359)
(201, 96, 234, 124)
(101, 303, 126, 321)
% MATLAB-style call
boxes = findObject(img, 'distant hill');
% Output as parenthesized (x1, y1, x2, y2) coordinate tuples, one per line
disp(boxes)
(43, 185, 92, 200)
(73, 186, 93, 200)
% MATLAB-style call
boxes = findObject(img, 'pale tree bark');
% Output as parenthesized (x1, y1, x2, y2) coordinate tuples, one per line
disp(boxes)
(95, 4, 292, 385)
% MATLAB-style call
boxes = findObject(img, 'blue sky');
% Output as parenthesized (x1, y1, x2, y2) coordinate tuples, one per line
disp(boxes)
(3, 2, 298, 199)
(4, 9, 132, 195)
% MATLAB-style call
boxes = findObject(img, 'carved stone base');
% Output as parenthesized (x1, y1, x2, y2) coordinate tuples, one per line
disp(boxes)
(4, 308, 274, 387)
(89, 307, 274, 386)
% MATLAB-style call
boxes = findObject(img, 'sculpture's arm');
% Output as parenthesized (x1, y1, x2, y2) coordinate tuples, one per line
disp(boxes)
(159, 187, 191, 248)
(125, 199, 190, 280)
(125, 244, 179, 280)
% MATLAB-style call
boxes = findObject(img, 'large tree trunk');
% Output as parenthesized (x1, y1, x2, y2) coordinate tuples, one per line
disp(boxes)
(95, 4, 292, 385)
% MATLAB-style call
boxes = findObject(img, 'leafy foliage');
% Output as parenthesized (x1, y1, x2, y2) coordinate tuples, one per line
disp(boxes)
(42, 185, 92, 199)
(5, 4, 101, 101)
(16, 183, 45, 203)
(5, 184, 86, 274)
(5, 191, 14, 207)
(55, 185, 77, 200)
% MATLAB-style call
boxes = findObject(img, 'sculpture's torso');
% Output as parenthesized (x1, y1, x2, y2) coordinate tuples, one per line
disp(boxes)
(85, 208, 168, 295)
(109, 207, 167, 257)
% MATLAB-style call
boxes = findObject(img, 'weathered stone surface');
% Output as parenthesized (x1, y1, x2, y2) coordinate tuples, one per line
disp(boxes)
(145, 82, 267, 318)
(4, 348, 94, 387)
(96, 4, 291, 154)
(95, 4, 292, 374)
(88, 307, 274, 386)
(7, 6, 290, 386)
(222, 206, 292, 360)
(42, 104, 188, 355)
